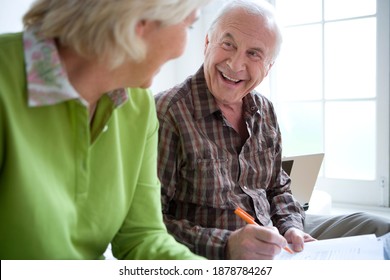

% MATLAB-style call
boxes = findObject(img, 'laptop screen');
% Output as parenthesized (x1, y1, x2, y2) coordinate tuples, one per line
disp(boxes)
(282, 153, 324, 210)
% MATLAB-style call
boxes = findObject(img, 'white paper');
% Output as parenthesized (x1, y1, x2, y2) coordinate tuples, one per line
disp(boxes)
(275, 234, 384, 260)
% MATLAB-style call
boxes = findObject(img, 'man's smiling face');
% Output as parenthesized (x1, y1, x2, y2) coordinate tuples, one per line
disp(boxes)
(203, 7, 276, 105)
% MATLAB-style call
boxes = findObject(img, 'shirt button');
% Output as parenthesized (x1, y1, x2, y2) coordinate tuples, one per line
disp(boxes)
(103, 125, 108, 132)
(243, 186, 248, 190)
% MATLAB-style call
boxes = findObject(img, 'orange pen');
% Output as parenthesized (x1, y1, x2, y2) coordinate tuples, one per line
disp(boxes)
(234, 207, 294, 254)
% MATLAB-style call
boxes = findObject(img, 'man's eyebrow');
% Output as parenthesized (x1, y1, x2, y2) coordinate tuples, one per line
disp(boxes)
(250, 46, 264, 55)
(222, 32, 235, 40)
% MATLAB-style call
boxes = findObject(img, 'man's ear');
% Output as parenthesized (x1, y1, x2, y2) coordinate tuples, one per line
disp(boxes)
(265, 62, 274, 77)
(204, 34, 210, 55)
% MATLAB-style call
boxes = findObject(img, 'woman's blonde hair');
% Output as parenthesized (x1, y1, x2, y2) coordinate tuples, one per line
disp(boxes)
(23, 0, 211, 68)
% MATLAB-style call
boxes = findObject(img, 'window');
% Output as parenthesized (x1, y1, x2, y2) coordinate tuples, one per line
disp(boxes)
(264, 0, 389, 207)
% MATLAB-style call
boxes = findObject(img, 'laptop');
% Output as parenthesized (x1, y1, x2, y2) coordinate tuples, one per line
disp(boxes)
(282, 153, 324, 211)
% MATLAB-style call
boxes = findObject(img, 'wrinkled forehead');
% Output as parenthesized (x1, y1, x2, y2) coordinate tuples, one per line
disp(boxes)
(214, 9, 276, 50)
(213, 8, 274, 40)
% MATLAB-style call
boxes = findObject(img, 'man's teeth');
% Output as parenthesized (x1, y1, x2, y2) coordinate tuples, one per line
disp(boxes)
(222, 73, 240, 82)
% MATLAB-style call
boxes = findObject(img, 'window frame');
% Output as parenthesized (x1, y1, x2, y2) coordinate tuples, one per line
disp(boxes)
(267, 0, 390, 207)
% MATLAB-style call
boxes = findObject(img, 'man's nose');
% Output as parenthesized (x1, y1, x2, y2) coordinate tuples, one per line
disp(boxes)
(226, 51, 246, 72)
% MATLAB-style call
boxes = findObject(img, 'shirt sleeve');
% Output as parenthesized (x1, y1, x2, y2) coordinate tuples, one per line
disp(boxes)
(111, 92, 204, 260)
(163, 213, 231, 259)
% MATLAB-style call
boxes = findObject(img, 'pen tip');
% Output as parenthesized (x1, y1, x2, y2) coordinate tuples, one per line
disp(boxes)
(284, 247, 294, 254)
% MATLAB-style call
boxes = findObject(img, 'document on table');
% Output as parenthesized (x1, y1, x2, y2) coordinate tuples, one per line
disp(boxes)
(275, 234, 384, 260)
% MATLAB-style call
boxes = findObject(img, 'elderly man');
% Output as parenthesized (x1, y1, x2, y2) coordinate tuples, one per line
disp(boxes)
(155, 0, 390, 260)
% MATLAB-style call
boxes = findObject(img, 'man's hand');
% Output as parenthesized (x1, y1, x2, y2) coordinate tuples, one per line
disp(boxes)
(226, 225, 288, 259)
(284, 228, 316, 252)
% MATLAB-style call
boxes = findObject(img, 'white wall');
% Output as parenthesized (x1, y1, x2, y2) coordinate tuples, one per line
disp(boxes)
(0, 1, 34, 33)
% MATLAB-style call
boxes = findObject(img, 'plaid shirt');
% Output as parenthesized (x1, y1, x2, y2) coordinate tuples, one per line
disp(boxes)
(155, 66, 305, 260)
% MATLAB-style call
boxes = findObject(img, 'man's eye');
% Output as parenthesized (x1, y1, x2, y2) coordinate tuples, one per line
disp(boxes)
(248, 51, 262, 61)
(222, 42, 233, 49)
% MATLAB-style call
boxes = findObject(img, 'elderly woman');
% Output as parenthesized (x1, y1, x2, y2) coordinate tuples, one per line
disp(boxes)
(0, 0, 211, 260)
